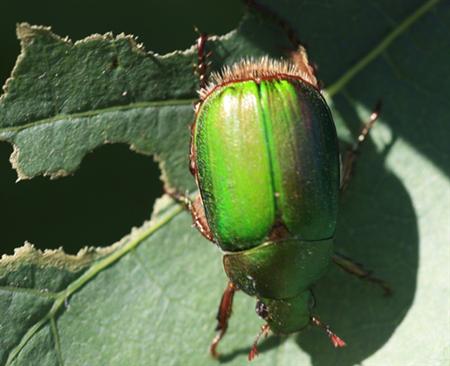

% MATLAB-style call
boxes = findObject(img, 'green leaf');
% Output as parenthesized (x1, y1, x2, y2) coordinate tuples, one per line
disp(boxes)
(0, 19, 286, 191)
(1, 1, 449, 365)
(0, 23, 197, 191)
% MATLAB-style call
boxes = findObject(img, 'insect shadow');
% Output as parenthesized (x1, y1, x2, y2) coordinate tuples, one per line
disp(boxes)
(213, 102, 418, 365)
(296, 99, 418, 366)
(217, 335, 284, 363)
(204, 9, 418, 364)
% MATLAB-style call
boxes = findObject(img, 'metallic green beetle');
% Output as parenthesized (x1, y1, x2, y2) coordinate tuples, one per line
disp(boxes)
(174, 28, 389, 360)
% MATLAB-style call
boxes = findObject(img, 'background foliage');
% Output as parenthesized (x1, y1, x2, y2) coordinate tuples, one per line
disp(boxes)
(1, 1, 449, 365)
(0, 0, 242, 254)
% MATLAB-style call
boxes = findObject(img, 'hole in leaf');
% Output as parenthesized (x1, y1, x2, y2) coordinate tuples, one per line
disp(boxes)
(0, 0, 244, 85)
(0, 142, 163, 255)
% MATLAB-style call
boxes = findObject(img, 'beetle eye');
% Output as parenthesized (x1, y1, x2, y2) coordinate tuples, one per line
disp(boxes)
(255, 300, 269, 320)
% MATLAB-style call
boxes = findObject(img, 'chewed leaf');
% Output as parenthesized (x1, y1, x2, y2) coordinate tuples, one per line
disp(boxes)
(0, 18, 289, 191)
(1, 1, 449, 365)
(0, 23, 199, 191)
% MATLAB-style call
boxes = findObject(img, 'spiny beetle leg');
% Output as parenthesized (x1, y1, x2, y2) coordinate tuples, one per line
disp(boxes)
(310, 316, 346, 348)
(332, 252, 392, 296)
(194, 27, 211, 90)
(166, 189, 192, 209)
(248, 323, 270, 361)
(210, 282, 238, 358)
(341, 101, 382, 192)
(190, 195, 214, 241)
(166, 190, 214, 242)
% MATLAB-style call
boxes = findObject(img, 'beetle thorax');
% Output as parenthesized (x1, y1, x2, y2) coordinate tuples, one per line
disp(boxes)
(199, 52, 318, 101)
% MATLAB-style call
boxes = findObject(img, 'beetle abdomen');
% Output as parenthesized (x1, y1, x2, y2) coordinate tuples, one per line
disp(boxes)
(223, 238, 333, 299)
(194, 76, 339, 251)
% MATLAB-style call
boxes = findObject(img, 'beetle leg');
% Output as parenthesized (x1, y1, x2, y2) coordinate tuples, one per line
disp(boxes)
(341, 101, 381, 191)
(191, 194, 214, 241)
(210, 282, 238, 358)
(310, 315, 346, 348)
(166, 189, 192, 208)
(166, 190, 214, 242)
(248, 323, 270, 361)
(194, 27, 211, 89)
(332, 252, 392, 296)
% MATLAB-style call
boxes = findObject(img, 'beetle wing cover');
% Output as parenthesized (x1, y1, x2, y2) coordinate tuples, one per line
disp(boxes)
(194, 77, 339, 251)
(260, 79, 339, 239)
(195, 82, 276, 250)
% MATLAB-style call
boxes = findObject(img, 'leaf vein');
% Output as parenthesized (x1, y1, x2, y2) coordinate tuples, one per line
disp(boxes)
(5, 201, 184, 365)
(130, 250, 177, 302)
(326, 0, 442, 97)
(50, 317, 64, 366)
(130, 249, 200, 312)
(0, 285, 58, 299)
(0, 98, 196, 135)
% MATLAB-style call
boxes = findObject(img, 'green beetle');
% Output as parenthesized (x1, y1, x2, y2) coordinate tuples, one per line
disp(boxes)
(172, 15, 389, 361)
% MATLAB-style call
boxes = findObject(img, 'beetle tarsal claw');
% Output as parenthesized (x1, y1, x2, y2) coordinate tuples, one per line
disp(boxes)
(209, 282, 237, 359)
(248, 324, 270, 361)
(310, 316, 346, 348)
(209, 332, 222, 359)
(329, 333, 346, 348)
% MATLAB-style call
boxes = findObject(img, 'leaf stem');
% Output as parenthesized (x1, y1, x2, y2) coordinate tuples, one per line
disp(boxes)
(325, 0, 441, 97)
(50, 317, 64, 366)
(58, 203, 184, 305)
(5, 202, 184, 366)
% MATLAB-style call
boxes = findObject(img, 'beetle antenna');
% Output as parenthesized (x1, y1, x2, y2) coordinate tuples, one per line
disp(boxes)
(310, 316, 346, 348)
(248, 323, 270, 361)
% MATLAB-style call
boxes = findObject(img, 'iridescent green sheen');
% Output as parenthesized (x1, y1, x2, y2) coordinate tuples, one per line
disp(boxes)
(260, 80, 339, 239)
(260, 293, 311, 334)
(223, 238, 333, 299)
(194, 82, 275, 250)
(222, 238, 333, 334)
(194, 77, 339, 251)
